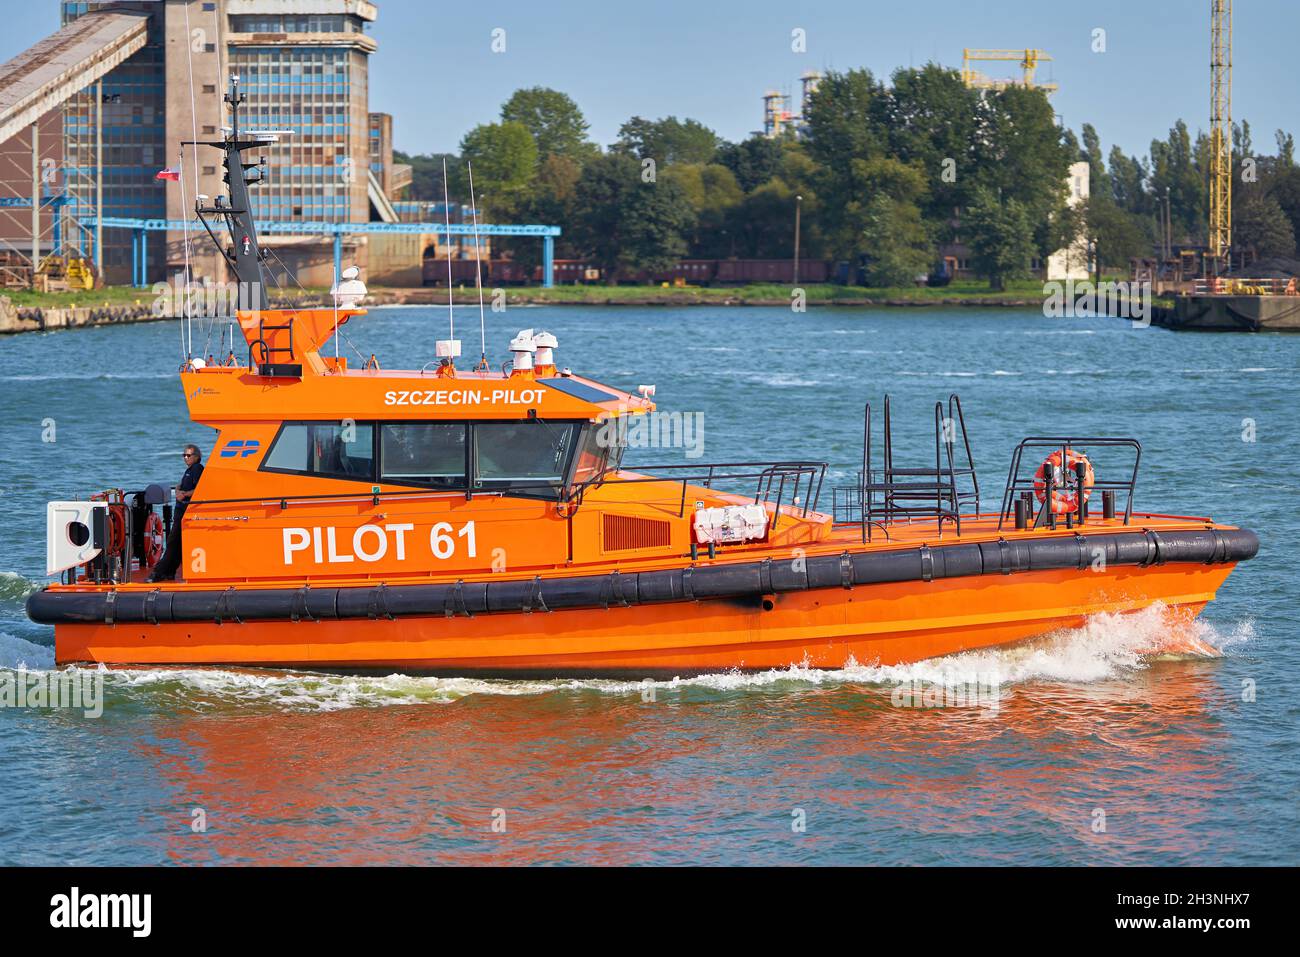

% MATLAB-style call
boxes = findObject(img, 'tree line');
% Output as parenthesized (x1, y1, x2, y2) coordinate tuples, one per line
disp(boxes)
(394, 68, 1300, 287)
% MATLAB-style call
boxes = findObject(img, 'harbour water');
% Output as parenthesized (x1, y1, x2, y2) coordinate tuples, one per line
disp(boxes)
(0, 305, 1295, 865)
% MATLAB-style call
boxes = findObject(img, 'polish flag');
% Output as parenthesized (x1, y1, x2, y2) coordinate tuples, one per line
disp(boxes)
(155, 168, 180, 182)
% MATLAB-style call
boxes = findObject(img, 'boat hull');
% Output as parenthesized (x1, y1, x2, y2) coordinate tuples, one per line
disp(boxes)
(46, 562, 1237, 675)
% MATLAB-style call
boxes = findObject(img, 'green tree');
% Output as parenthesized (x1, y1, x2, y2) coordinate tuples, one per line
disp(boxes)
(567, 154, 630, 275)
(727, 180, 789, 258)
(1107, 146, 1150, 215)
(663, 163, 744, 256)
(716, 135, 785, 192)
(1149, 120, 1204, 244)
(457, 121, 539, 217)
(500, 87, 595, 161)
(613, 116, 720, 166)
(964, 187, 1035, 290)
(1080, 123, 1109, 197)
(829, 155, 929, 257)
(1084, 195, 1152, 268)
(506, 153, 585, 268)
(804, 69, 888, 253)
(861, 195, 932, 286)
(1061, 127, 1081, 162)
(1276, 129, 1296, 167)
(971, 85, 1072, 259)
(881, 64, 979, 221)
(1232, 119, 1254, 163)
(1236, 194, 1297, 259)
(804, 69, 888, 170)
(569, 153, 696, 279)
(394, 150, 459, 202)
(1270, 167, 1300, 249)
(621, 175, 696, 273)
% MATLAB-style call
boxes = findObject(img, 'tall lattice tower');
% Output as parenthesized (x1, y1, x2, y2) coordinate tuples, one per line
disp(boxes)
(1209, 0, 1233, 269)
(762, 91, 792, 138)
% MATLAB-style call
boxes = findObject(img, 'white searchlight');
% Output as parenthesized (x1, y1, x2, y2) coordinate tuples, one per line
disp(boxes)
(331, 265, 367, 309)
(510, 329, 537, 374)
(534, 330, 558, 375)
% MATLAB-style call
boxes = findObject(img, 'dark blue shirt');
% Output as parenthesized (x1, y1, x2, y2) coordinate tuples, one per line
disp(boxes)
(176, 462, 204, 519)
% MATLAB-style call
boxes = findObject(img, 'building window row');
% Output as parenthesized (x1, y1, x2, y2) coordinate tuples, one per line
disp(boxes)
(230, 15, 363, 35)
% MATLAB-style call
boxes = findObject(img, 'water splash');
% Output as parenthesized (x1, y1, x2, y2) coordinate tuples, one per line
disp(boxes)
(0, 572, 38, 608)
(0, 632, 55, 670)
(4, 604, 1248, 714)
(847, 603, 1249, 688)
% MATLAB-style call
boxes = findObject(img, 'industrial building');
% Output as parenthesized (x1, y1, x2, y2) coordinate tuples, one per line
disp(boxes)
(0, 0, 433, 289)
(760, 71, 819, 139)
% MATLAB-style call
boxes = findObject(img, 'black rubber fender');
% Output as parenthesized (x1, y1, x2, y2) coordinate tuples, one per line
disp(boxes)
(26, 527, 1260, 626)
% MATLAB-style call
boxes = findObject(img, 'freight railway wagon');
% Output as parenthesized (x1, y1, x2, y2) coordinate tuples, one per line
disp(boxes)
(421, 258, 834, 287)
(421, 259, 535, 286)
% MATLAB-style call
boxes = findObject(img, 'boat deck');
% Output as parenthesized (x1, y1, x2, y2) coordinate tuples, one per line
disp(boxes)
(56, 509, 1228, 594)
(823, 510, 1219, 546)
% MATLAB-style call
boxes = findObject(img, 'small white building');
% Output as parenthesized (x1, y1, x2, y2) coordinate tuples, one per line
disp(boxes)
(1046, 161, 1090, 281)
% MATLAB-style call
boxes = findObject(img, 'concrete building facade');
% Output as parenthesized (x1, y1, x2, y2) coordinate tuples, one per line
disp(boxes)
(1046, 161, 1090, 281)
(368, 110, 409, 199)
(52, 0, 391, 287)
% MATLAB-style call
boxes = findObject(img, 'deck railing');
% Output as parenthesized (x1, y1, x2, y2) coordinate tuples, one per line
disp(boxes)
(833, 394, 978, 542)
(997, 436, 1141, 530)
(612, 460, 826, 527)
(1193, 277, 1299, 296)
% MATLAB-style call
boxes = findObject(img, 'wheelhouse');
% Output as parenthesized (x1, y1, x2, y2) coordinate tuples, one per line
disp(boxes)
(258, 416, 626, 499)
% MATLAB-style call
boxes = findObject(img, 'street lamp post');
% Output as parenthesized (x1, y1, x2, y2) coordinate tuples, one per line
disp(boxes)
(793, 194, 803, 286)
(1170, 184, 1180, 261)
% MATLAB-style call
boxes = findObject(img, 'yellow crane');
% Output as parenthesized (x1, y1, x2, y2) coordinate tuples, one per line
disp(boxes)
(961, 49, 1058, 94)
(1208, 0, 1232, 270)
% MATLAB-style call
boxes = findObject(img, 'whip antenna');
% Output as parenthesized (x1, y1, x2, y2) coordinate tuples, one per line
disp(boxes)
(466, 161, 488, 370)
(442, 157, 454, 340)
(176, 146, 192, 362)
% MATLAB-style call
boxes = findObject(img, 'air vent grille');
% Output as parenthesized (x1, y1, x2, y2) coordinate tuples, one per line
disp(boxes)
(602, 514, 671, 551)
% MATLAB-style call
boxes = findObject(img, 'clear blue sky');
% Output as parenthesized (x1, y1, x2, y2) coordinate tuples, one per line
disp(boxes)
(4, 1, 1295, 162)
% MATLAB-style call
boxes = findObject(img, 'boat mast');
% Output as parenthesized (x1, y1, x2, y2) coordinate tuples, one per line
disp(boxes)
(187, 75, 267, 312)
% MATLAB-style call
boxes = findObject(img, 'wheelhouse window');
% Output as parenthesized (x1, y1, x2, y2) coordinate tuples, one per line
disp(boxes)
(260, 419, 597, 496)
(263, 422, 375, 480)
(573, 421, 624, 488)
(380, 422, 466, 489)
(474, 421, 578, 495)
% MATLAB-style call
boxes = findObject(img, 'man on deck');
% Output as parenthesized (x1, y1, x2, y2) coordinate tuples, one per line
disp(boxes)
(149, 444, 204, 582)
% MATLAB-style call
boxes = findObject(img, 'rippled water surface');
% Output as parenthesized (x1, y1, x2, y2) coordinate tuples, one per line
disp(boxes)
(0, 305, 1296, 865)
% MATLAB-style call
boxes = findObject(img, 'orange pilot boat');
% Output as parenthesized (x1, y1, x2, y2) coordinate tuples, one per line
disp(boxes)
(27, 80, 1259, 676)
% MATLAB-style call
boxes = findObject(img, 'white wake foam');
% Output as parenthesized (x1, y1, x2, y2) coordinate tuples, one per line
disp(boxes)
(842, 603, 1252, 687)
(9, 603, 1248, 713)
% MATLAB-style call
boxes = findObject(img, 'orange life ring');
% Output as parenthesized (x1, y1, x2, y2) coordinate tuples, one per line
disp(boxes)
(1033, 449, 1094, 515)
(142, 512, 166, 567)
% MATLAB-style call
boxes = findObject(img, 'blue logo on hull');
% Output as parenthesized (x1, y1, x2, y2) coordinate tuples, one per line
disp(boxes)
(220, 439, 261, 459)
